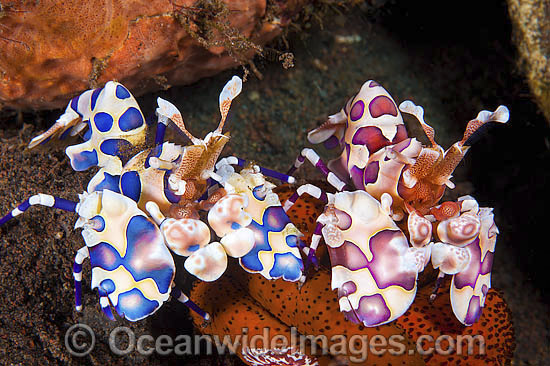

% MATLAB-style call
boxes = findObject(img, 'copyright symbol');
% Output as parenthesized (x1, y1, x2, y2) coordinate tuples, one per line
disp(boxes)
(65, 323, 95, 357)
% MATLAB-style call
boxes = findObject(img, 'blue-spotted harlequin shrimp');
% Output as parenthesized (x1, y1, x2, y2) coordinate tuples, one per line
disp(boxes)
(2, 75, 304, 322)
(206, 160, 305, 282)
(0, 189, 208, 322)
(29, 81, 148, 193)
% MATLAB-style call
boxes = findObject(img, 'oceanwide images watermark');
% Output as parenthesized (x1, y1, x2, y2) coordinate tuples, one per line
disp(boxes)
(65, 323, 486, 362)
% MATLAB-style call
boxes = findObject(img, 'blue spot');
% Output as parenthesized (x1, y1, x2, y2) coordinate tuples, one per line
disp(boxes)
(70, 95, 82, 117)
(91, 215, 106, 232)
(93, 172, 121, 193)
(89, 242, 121, 271)
(90, 88, 102, 111)
(163, 171, 181, 203)
(119, 107, 144, 132)
(187, 245, 200, 252)
(94, 112, 114, 132)
(39, 136, 51, 145)
(120, 171, 141, 202)
(125, 215, 173, 293)
(100, 138, 133, 158)
(83, 121, 92, 141)
(59, 126, 73, 140)
(71, 149, 98, 171)
(263, 206, 289, 231)
(285, 235, 298, 248)
(231, 222, 242, 230)
(99, 279, 116, 294)
(269, 252, 303, 281)
(115, 85, 131, 99)
(239, 220, 270, 272)
(252, 185, 266, 201)
(115, 288, 159, 321)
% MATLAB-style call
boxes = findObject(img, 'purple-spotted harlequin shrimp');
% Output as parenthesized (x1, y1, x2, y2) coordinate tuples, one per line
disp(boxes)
(283, 185, 430, 326)
(421, 196, 499, 326)
(284, 78, 508, 327)
(288, 80, 509, 218)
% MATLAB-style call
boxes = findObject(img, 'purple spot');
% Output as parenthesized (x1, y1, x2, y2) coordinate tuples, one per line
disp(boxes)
(454, 238, 482, 290)
(480, 251, 494, 275)
(481, 284, 488, 297)
(323, 135, 340, 150)
(369, 230, 416, 290)
(392, 137, 412, 153)
(350, 166, 364, 190)
(369, 95, 397, 118)
(364, 161, 379, 185)
(393, 124, 409, 144)
(338, 281, 357, 298)
(350, 100, 365, 121)
(352, 126, 390, 154)
(344, 94, 357, 116)
(345, 294, 391, 326)
(463, 296, 482, 326)
(327, 241, 369, 271)
(369, 81, 380, 88)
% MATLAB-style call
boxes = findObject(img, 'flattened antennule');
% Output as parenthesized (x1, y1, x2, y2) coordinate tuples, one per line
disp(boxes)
(216, 76, 243, 134)
(156, 97, 202, 145)
(459, 105, 509, 146)
(399, 100, 438, 148)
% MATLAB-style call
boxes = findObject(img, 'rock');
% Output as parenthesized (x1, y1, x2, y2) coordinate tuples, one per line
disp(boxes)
(0, 0, 301, 110)
(507, 0, 550, 124)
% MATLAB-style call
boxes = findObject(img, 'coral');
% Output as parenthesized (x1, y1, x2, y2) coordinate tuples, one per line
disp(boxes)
(0, 0, 299, 110)
(395, 284, 515, 365)
(191, 267, 425, 366)
(189, 187, 515, 366)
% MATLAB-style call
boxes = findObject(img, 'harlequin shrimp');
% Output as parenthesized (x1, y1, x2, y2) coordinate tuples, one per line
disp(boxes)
(1, 79, 250, 321)
(188, 187, 514, 366)
(131, 78, 304, 283)
(282, 185, 429, 326)
(0, 188, 209, 322)
(418, 196, 499, 326)
(287, 80, 509, 217)
(2, 75, 306, 322)
(283, 79, 508, 327)
(205, 159, 306, 282)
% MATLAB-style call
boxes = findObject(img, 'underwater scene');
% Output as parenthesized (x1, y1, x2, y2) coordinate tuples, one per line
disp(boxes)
(0, 1, 548, 365)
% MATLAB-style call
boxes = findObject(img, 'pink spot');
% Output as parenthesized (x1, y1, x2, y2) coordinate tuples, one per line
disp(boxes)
(369, 81, 380, 87)
(369, 95, 397, 118)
